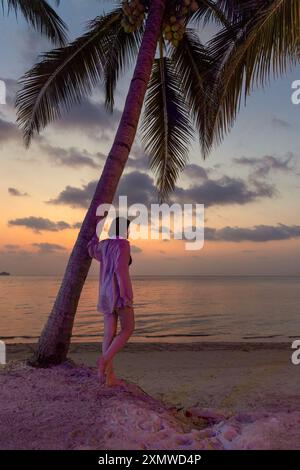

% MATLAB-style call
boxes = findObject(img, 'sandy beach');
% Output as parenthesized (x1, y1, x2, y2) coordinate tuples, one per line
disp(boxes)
(1, 341, 300, 450)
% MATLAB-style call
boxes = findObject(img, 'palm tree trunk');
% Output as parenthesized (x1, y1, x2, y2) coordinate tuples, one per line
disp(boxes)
(31, 0, 166, 366)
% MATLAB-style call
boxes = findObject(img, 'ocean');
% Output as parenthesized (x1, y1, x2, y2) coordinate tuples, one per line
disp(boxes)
(0, 275, 299, 343)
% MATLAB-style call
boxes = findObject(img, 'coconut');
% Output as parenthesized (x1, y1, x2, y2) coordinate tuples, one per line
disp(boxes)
(128, 15, 136, 24)
(123, 3, 131, 15)
(190, 1, 199, 12)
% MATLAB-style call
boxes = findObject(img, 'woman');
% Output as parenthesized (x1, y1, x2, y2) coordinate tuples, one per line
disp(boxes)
(87, 216, 134, 386)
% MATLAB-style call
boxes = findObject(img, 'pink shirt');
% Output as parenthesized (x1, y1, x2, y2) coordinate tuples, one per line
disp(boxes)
(87, 235, 133, 314)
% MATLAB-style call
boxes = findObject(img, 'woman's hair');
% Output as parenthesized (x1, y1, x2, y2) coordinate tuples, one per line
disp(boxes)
(108, 216, 131, 238)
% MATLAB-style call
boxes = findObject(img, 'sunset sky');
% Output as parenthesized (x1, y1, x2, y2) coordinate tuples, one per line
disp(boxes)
(1, 0, 300, 276)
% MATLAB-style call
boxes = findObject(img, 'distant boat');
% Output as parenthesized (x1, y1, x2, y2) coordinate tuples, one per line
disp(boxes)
(0, 272, 10, 276)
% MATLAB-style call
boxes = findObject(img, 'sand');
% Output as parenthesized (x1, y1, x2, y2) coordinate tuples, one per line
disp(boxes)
(1, 342, 300, 449)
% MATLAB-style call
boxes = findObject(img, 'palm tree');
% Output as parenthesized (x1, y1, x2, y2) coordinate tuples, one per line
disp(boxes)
(15, 0, 300, 366)
(1, 0, 68, 45)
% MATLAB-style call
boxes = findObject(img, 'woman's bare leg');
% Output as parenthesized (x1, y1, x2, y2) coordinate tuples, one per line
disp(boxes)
(98, 306, 135, 379)
(103, 315, 119, 386)
(98, 312, 117, 385)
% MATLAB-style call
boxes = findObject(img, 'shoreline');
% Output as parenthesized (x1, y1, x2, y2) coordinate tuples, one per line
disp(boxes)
(6, 340, 293, 358)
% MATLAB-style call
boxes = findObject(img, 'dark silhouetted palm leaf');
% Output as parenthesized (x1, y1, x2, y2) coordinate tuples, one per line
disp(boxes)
(208, 0, 262, 22)
(140, 54, 194, 199)
(189, 0, 231, 28)
(1, 0, 68, 45)
(16, 9, 122, 147)
(171, 28, 215, 157)
(205, 0, 300, 153)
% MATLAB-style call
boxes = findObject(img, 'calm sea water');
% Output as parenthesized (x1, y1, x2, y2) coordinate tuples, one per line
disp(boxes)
(0, 275, 299, 343)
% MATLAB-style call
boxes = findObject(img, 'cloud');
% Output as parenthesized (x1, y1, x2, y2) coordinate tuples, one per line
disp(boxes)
(0, 117, 19, 143)
(39, 140, 105, 169)
(126, 141, 151, 171)
(47, 171, 156, 208)
(47, 165, 276, 210)
(32, 243, 67, 254)
(72, 222, 82, 229)
(183, 164, 210, 181)
(117, 171, 157, 205)
(1, 244, 20, 254)
(0, 248, 30, 256)
(47, 181, 97, 208)
(8, 187, 29, 197)
(205, 224, 300, 242)
(272, 117, 291, 129)
(174, 175, 276, 206)
(126, 154, 212, 180)
(4, 244, 19, 250)
(53, 98, 122, 141)
(126, 154, 149, 171)
(234, 154, 296, 179)
(8, 217, 72, 233)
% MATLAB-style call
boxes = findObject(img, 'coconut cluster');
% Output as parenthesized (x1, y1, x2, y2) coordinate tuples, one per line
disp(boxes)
(162, 0, 199, 47)
(121, 0, 146, 33)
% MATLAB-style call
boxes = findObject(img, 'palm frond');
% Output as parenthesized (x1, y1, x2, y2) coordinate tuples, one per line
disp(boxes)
(16, 10, 122, 147)
(1, 0, 68, 45)
(189, 0, 231, 29)
(212, 1, 267, 22)
(103, 12, 145, 112)
(140, 55, 194, 199)
(171, 28, 215, 157)
(205, 0, 300, 153)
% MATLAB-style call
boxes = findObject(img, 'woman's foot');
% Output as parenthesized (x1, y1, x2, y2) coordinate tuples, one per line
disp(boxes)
(106, 372, 127, 387)
(97, 357, 107, 386)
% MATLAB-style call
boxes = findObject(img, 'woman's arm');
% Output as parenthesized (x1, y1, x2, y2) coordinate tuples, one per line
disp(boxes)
(87, 234, 102, 262)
